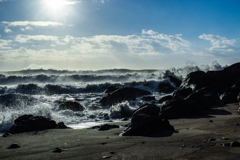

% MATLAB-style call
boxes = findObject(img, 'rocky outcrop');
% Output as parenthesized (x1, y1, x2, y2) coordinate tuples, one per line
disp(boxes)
(158, 82, 175, 93)
(100, 87, 151, 106)
(141, 96, 156, 101)
(9, 115, 68, 134)
(59, 101, 85, 111)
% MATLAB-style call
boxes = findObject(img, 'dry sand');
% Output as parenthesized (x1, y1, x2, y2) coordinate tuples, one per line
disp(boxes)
(1, 104, 240, 160)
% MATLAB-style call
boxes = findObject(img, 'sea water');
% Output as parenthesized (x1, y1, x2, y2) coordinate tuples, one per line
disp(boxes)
(0, 61, 225, 132)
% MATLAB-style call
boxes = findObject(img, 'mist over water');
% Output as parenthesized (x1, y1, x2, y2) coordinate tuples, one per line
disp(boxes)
(0, 61, 226, 132)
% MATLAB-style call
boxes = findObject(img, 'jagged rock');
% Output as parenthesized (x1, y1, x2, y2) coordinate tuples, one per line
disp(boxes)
(133, 104, 160, 118)
(158, 82, 175, 93)
(230, 141, 240, 147)
(9, 115, 68, 134)
(159, 99, 203, 119)
(98, 124, 119, 131)
(100, 87, 151, 106)
(59, 101, 85, 111)
(141, 96, 156, 101)
(158, 95, 173, 104)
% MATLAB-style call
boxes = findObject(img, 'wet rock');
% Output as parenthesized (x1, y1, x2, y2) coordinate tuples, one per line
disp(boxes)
(109, 103, 134, 119)
(7, 143, 20, 149)
(98, 124, 119, 131)
(141, 96, 155, 101)
(59, 101, 84, 111)
(100, 87, 151, 106)
(220, 91, 239, 104)
(2, 132, 11, 137)
(57, 122, 68, 129)
(9, 115, 67, 134)
(158, 95, 173, 104)
(180, 71, 212, 91)
(173, 88, 192, 99)
(158, 82, 175, 93)
(166, 75, 182, 88)
(120, 104, 174, 136)
(208, 138, 216, 141)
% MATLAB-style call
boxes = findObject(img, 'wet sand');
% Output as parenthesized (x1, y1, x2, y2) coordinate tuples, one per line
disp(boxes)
(1, 104, 240, 160)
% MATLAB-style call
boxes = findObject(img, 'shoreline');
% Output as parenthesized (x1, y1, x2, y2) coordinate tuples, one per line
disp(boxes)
(1, 104, 240, 160)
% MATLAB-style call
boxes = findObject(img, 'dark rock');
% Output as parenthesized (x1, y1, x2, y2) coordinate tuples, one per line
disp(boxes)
(104, 86, 121, 94)
(173, 88, 192, 99)
(208, 138, 216, 141)
(120, 104, 174, 136)
(100, 87, 151, 106)
(158, 82, 175, 93)
(230, 141, 240, 147)
(121, 117, 129, 121)
(141, 96, 156, 101)
(166, 75, 182, 88)
(8, 143, 20, 149)
(57, 122, 68, 129)
(158, 95, 173, 104)
(9, 115, 65, 134)
(98, 124, 119, 131)
(53, 147, 62, 153)
(180, 71, 212, 91)
(159, 99, 203, 119)
(120, 115, 174, 136)
(133, 104, 160, 118)
(220, 91, 239, 104)
(59, 101, 84, 111)
(186, 87, 220, 110)
(2, 132, 11, 137)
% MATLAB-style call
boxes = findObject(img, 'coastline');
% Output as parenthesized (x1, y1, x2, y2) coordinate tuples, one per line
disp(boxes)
(1, 104, 240, 160)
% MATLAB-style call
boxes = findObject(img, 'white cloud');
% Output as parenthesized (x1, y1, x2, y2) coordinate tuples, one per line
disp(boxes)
(20, 26, 34, 31)
(199, 33, 237, 55)
(4, 28, 12, 33)
(142, 29, 157, 35)
(0, 39, 12, 49)
(15, 35, 60, 43)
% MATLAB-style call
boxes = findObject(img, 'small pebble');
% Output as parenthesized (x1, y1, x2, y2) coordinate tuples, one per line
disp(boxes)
(208, 138, 216, 141)
(142, 142, 145, 144)
(235, 123, 239, 126)
(53, 147, 62, 153)
(110, 151, 116, 154)
(101, 142, 107, 145)
(230, 141, 240, 147)
(209, 120, 213, 122)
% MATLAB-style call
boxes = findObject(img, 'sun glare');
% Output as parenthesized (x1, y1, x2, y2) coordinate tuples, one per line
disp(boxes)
(44, 0, 68, 11)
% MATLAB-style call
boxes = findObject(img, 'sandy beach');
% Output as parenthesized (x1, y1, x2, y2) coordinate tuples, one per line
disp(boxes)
(1, 104, 240, 160)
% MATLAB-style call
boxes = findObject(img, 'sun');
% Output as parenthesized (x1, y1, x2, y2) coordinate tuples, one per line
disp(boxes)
(44, 0, 68, 11)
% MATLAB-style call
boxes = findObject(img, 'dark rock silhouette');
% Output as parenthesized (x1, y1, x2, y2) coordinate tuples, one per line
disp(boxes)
(100, 87, 151, 106)
(59, 101, 85, 111)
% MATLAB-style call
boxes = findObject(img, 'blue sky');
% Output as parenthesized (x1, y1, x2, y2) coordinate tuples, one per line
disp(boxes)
(0, 0, 240, 70)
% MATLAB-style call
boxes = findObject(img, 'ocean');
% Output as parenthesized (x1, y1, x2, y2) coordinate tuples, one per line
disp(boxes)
(0, 61, 225, 133)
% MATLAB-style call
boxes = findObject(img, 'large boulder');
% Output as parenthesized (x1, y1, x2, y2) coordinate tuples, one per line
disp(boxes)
(159, 99, 203, 119)
(120, 104, 174, 136)
(9, 115, 67, 134)
(59, 101, 85, 111)
(158, 81, 176, 93)
(158, 95, 173, 104)
(100, 87, 151, 106)
(166, 75, 182, 88)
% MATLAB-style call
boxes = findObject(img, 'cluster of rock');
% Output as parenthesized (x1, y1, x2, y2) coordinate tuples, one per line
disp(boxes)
(8, 115, 68, 134)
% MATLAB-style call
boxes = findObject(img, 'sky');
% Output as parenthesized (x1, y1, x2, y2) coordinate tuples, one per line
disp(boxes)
(0, 0, 240, 70)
